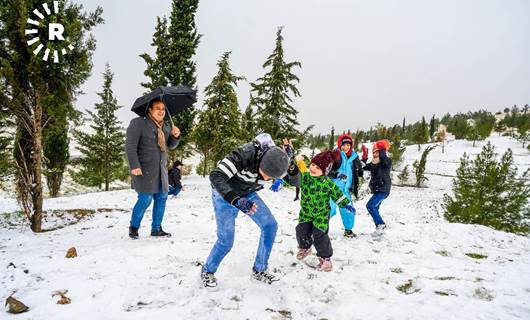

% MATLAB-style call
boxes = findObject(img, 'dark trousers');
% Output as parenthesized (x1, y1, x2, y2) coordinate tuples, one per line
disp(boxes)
(295, 221, 333, 258)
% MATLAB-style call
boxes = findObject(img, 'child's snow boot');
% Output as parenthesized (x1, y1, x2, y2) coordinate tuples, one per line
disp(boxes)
(316, 257, 333, 272)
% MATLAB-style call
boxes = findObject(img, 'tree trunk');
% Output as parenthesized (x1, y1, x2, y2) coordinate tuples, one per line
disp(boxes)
(31, 91, 44, 233)
(202, 152, 207, 177)
(47, 173, 62, 197)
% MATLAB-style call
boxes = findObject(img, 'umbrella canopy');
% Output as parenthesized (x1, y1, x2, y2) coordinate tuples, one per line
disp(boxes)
(131, 85, 197, 118)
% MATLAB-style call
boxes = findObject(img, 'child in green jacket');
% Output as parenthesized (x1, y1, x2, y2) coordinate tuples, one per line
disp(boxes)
(294, 151, 354, 271)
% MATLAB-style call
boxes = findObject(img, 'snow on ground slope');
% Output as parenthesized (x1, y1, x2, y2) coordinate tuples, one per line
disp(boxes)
(1, 136, 529, 319)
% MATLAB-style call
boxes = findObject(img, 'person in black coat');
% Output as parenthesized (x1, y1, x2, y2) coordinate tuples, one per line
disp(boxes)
(125, 98, 180, 239)
(168, 160, 183, 196)
(361, 140, 392, 233)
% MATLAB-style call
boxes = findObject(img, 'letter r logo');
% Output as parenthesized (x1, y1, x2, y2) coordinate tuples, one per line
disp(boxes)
(48, 23, 65, 40)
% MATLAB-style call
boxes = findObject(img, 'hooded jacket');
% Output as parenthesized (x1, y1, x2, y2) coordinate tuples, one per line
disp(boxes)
(328, 134, 363, 199)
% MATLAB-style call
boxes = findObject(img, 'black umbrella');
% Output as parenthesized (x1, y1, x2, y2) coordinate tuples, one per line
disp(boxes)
(131, 85, 197, 125)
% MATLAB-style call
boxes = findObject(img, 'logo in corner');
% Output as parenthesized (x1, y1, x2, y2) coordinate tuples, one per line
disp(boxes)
(25, 1, 74, 63)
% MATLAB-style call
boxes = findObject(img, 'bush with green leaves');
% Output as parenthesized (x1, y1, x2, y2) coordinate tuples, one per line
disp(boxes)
(412, 145, 436, 187)
(444, 142, 530, 234)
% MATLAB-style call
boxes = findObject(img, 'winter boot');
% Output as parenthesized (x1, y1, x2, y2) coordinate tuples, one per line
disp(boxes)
(200, 270, 218, 288)
(316, 257, 333, 272)
(129, 226, 139, 239)
(151, 227, 172, 237)
(343, 229, 357, 238)
(251, 268, 280, 284)
(296, 248, 312, 260)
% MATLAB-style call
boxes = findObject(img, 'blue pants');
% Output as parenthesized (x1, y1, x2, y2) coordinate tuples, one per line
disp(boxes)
(366, 192, 389, 226)
(130, 185, 168, 232)
(329, 197, 355, 230)
(168, 185, 181, 196)
(203, 189, 278, 273)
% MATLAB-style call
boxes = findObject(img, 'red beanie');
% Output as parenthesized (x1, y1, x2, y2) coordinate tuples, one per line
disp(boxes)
(311, 151, 335, 175)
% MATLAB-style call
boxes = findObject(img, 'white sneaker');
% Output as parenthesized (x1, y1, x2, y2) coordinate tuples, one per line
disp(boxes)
(373, 224, 387, 236)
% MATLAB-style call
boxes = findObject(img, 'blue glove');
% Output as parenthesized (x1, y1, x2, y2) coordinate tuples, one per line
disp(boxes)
(337, 173, 348, 181)
(270, 179, 284, 192)
(344, 204, 355, 213)
(234, 197, 255, 214)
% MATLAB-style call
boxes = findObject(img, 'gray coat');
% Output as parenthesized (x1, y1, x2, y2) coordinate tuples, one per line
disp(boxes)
(125, 117, 179, 193)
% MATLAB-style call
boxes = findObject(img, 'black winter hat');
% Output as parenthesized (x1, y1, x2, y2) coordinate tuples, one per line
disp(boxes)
(259, 147, 289, 179)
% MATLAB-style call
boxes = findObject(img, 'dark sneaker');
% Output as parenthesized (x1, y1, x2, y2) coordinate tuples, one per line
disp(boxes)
(151, 228, 172, 237)
(251, 268, 280, 284)
(343, 229, 357, 238)
(200, 270, 218, 288)
(129, 226, 139, 239)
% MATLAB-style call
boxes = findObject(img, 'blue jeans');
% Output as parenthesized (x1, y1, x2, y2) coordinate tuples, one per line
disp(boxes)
(330, 196, 355, 230)
(203, 189, 278, 273)
(168, 185, 181, 196)
(130, 184, 168, 232)
(366, 192, 389, 226)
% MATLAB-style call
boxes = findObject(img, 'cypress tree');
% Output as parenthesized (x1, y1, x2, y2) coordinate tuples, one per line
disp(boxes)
(1, 0, 103, 232)
(141, 0, 201, 161)
(328, 126, 335, 150)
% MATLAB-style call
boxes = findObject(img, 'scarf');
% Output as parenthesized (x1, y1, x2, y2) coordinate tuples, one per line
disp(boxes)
(148, 114, 166, 152)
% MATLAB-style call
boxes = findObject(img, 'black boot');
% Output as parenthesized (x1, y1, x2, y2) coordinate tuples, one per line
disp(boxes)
(129, 226, 139, 239)
(151, 227, 172, 237)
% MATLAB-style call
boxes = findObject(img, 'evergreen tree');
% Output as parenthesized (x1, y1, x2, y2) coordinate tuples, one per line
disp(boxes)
(397, 165, 410, 186)
(402, 117, 406, 137)
(389, 137, 406, 169)
(429, 115, 437, 140)
(140, 0, 201, 161)
(413, 117, 429, 150)
(194, 52, 244, 175)
(412, 145, 435, 187)
(241, 104, 257, 141)
(444, 142, 530, 234)
(41, 89, 75, 197)
(0, 0, 103, 232)
(73, 64, 127, 191)
(250, 27, 303, 141)
(447, 114, 469, 139)
(328, 126, 335, 150)
(0, 103, 14, 187)
(466, 111, 495, 147)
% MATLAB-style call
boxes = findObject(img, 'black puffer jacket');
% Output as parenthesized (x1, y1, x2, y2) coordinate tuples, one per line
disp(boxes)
(210, 139, 298, 204)
(362, 149, 392, 194)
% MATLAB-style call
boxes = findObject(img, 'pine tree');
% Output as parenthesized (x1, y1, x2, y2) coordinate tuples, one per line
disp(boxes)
(412, 145, 435, 187)
(73, 64, 127, 191)
(402, 117, 406, 137)
(413, 117, 429, 151)
(250, 27, 302, 141)
(389, 136, 405, 169)
(140, 0, 201, 161)
(397, 165, 410, 186)
(194, 52, 245, 176)
(444, 142, 530, 234)
(241, 104, 257, 141)
(429, 115, 437, 140)
(466, 111, 495, 147)
(328, 126, 335, 150)
(447, 114, 469, 139)
(1, 0, 103, 232)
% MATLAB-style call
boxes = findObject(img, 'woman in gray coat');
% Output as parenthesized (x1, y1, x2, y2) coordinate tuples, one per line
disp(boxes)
(125, 98, 180, 239)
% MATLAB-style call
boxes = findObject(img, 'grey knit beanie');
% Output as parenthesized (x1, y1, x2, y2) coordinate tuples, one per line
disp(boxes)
(259, 146, 289, 179)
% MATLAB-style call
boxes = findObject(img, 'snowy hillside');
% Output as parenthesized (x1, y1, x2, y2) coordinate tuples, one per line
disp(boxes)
(1, 136, 529, 319)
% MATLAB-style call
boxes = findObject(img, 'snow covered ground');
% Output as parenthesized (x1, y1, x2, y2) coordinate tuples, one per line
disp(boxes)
(1, 135, 529, 319)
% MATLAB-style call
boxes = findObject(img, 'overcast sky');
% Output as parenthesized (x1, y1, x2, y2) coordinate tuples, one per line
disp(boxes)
(74, 0, 530, 134)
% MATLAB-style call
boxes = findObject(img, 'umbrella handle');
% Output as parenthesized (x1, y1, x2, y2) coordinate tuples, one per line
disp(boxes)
(162, 94, 175, 127)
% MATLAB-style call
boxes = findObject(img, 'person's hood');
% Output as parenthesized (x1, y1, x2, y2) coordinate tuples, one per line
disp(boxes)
(336, 133, 354, 157)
